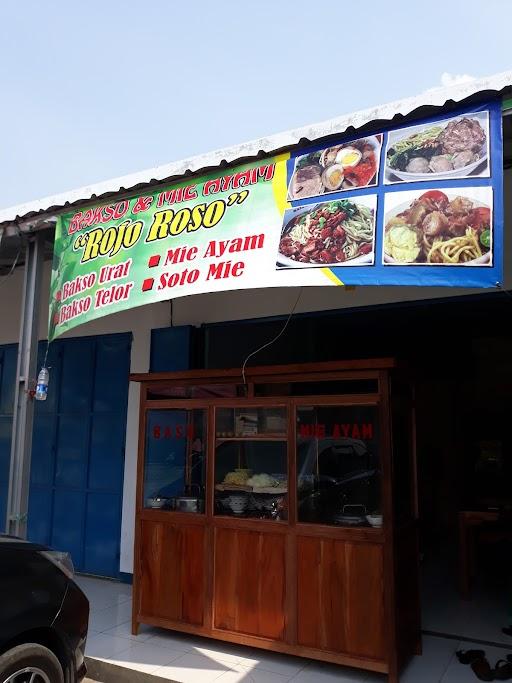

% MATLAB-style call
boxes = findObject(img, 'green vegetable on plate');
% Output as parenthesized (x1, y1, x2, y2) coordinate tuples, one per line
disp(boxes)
(480, 229, 491, 248)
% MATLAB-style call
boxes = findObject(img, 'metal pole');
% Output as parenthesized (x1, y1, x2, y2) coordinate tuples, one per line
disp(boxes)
(6, 232, 45, 537)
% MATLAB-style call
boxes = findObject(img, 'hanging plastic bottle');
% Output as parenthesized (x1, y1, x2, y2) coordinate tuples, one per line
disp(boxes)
(35, 366, 49, 401)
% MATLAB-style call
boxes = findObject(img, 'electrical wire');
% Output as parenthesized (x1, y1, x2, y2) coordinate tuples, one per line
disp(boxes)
(0, 237, 23, 290)
(43, 341, 50, 368)
(495, 282, 512, 301)
(241, 288, 303, 386)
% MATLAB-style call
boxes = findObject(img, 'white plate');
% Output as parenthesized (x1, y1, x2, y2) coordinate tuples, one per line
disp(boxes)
(277, 196, 376, 268)
(387, 153, 487, 182)
(385, 111, 489, 182)
(277, 251, 373, 268)
(383, 191, 492, 266)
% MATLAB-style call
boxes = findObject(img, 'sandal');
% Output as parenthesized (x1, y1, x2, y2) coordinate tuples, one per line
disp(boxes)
(471, 656, 494, 681)
(457, 649, 486, 664)
(495, 660, 512, 680)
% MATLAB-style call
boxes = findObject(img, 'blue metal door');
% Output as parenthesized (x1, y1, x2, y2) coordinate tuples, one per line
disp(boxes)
(0, 344, 17, 528)
(28, 332, 131, 577)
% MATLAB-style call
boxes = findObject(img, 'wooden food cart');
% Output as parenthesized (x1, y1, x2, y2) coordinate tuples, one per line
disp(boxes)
(131, 359, 420, 682)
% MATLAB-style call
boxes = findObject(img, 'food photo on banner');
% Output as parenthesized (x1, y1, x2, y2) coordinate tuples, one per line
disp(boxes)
(48, 99, 503, 342)
(278, 98, 502, 286)
(277, 196, 377, 267)
(384, 111, 490, 183)
(286, 134, 383, 199)
(383, 187, 493, 266)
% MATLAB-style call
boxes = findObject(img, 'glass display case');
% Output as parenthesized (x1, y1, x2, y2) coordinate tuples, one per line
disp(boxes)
(133, 360, 419, 683)
(296, 405, 381, 527)
(143, 408, 206, 512)
(214, 407, 288, 519)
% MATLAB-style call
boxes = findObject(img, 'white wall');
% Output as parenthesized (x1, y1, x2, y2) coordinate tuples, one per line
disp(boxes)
(5, 262, 508, 345)
(0, 169, 510, 574)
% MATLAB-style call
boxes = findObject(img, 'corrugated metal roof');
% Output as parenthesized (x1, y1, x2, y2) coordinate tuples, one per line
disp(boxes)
(2, 70, 512, 229)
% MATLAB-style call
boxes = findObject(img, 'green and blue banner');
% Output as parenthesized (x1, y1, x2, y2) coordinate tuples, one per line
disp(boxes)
(49, 99, 503, 341)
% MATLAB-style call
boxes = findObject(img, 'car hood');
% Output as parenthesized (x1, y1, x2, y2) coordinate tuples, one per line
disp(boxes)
(0, 534, 49, 551)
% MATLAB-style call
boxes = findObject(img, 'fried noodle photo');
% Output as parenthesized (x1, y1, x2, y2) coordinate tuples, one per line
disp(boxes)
(384, 190, 492, 265)
(279, 199, 375, 266)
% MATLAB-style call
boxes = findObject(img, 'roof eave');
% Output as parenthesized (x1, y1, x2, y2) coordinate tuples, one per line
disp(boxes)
(2, 70, 512, 231)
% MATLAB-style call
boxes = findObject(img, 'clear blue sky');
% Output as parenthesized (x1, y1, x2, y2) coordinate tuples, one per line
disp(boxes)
(0, 0, 510, 209)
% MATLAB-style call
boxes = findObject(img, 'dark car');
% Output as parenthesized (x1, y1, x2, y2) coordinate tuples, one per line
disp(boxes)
(0, 535, 89, 683)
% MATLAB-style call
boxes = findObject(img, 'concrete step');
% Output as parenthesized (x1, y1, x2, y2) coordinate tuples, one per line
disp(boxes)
(86, 656, 180, 683)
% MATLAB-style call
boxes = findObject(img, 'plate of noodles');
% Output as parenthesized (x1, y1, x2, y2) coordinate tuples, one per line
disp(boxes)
(383, 189, 492, 266)
(277, 196, 376, 268)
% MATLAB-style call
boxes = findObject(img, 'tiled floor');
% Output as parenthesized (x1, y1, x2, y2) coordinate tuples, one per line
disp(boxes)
(77, 575, 512, 683)
(421, 547, 511, 646)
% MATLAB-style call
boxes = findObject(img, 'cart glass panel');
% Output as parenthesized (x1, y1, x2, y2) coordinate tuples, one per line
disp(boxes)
(296, 405, 381, 527)
(147, 384, 243, 400)
(214, 407, 288, 520)
(144, 408, 206, 512)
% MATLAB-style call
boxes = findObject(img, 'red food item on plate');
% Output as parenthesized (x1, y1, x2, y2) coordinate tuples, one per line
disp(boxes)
(419, 190, 448, 204)
(469, 206, 491, 229)
(343, 158, 376, 187)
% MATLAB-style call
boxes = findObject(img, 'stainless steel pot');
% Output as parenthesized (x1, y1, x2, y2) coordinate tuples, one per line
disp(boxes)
(146, 496, 171, 509)
(332, 504, 367, 526)
(174, 496, 203, 513)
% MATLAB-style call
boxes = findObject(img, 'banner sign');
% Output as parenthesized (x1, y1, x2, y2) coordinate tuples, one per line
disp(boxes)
(49, 99, 503, 341)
